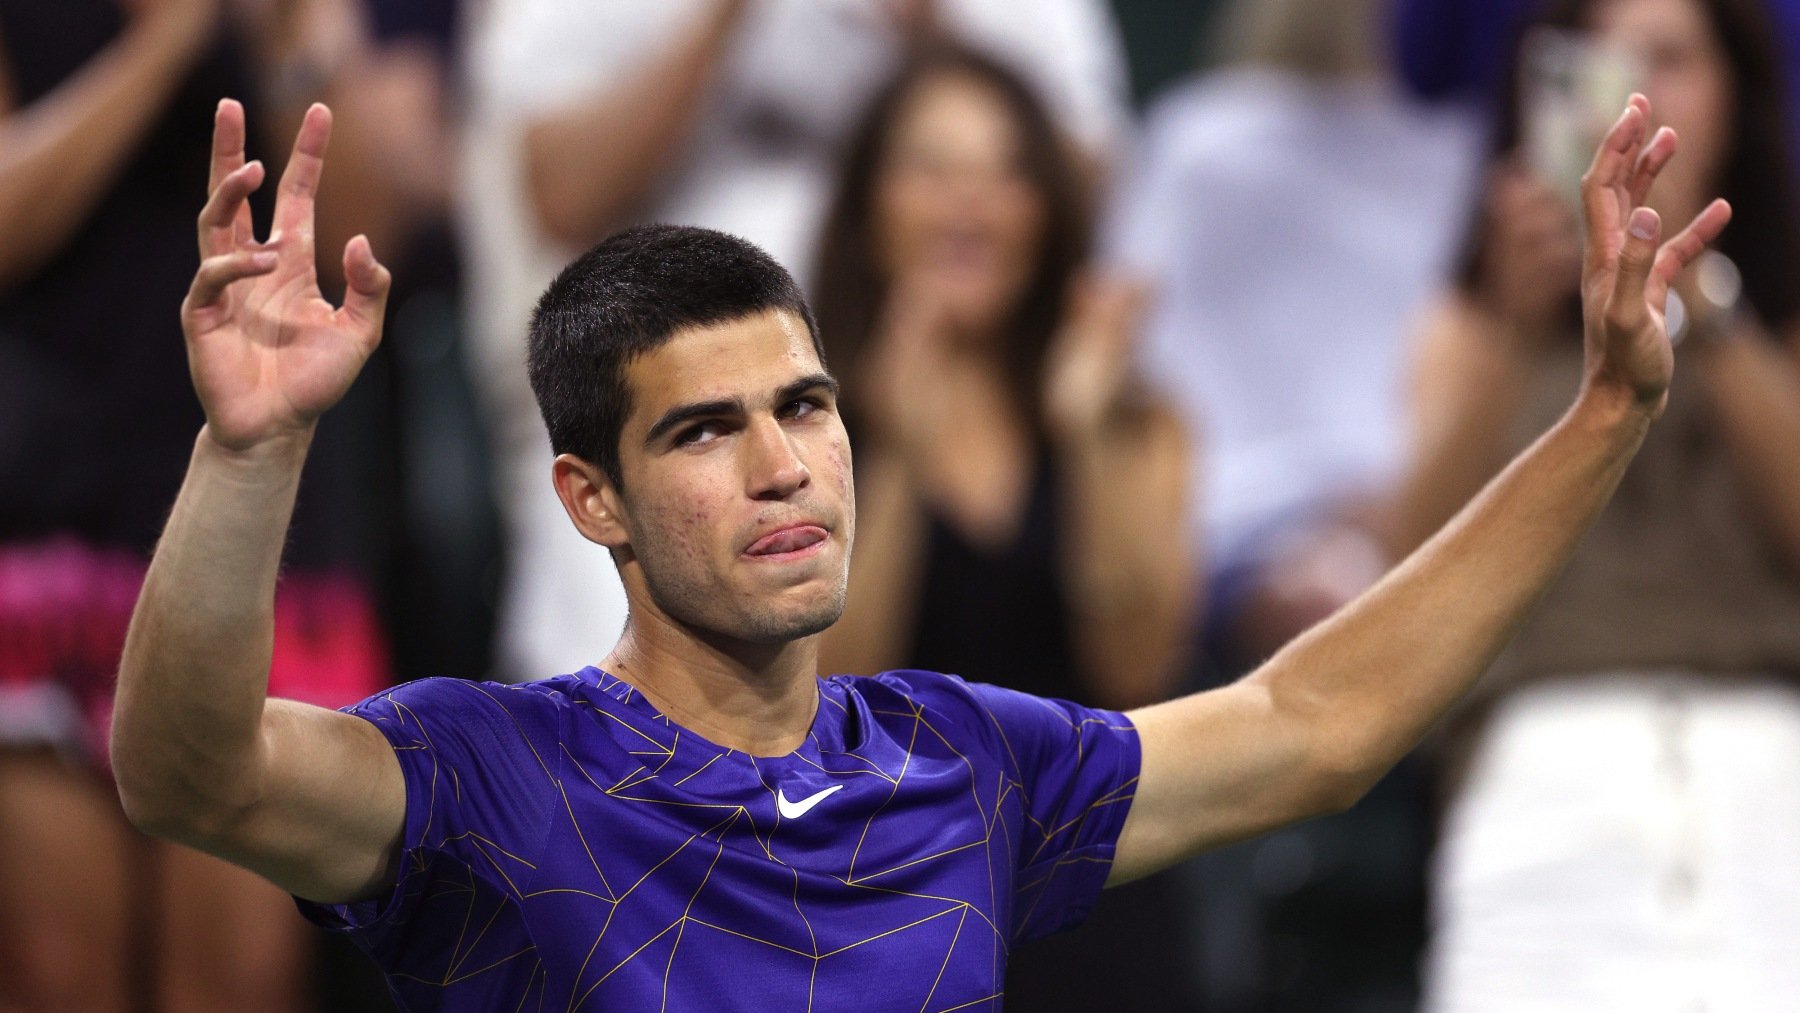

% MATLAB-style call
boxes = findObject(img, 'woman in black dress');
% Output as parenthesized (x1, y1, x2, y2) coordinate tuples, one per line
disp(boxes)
(814, 44, 1201, 1011)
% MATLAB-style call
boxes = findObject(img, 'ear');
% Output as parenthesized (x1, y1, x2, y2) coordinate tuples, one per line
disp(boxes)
(551, 453, 631, 549)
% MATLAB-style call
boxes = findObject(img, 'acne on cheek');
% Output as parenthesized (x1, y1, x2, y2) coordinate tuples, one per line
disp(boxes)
(640, 496, 718, 564)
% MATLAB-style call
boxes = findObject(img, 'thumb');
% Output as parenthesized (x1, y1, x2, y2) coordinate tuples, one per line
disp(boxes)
(340, 235, 392, 337)
(1607, 206, 1661, 332)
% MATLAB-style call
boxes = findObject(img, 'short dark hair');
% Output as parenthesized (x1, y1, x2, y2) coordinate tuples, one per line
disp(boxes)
(527, 224, 825, 489)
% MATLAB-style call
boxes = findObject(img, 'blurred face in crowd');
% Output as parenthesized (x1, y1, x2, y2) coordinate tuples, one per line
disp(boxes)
(871, 70, 1048, 346)
(1593, 0, 1734, 219)
(605, 309, 854, 646)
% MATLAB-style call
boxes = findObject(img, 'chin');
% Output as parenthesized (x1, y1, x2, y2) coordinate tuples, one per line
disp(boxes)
(733, 590, 846, 646)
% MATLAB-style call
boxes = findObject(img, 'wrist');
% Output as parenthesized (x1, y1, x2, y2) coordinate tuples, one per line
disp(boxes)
(1569, 381, 1658, 439)
(1046, 413, 1109, 458)
(127, 6, 216, 72)
(196, 423, 315, 471)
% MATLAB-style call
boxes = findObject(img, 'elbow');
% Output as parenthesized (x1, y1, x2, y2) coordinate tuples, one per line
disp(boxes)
(523, 127, 615, 247)
(115, 771, 252, 846)
(1291, 729, 1389, 819)
(1309, 769, 1376, 817)
(524, 168, 589, 247)
(115, 782, 188, 841)
(111, 734, 259, 845)
(112, 761, 196, 841)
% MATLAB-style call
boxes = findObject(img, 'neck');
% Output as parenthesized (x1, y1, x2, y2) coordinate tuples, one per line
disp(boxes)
(601, 604, 821, 757)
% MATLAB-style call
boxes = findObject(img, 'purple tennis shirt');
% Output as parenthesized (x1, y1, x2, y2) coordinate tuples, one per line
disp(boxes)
(299, 667, 1141, 1010)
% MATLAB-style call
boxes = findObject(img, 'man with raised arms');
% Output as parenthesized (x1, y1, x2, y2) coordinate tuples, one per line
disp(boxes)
(111, 94, 1727, 1009)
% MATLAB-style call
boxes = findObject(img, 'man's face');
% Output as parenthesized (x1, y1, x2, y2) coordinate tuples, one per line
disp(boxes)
(610, 309, 854, 645)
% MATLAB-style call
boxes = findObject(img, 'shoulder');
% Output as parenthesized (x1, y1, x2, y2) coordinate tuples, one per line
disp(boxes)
(839, 670, 1136, 756)
(840, 668, 989, 716)
(343, 676, 578, 756)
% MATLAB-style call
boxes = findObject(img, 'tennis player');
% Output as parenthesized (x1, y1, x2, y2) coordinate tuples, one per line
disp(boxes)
(111, 94, 1727, 1009)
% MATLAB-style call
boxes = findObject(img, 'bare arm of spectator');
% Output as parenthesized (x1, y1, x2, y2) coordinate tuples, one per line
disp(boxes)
(1045, 279, 1196, 708)
(1388, 164, 1588, 555)
(817, 287, 949, 678)
(521, 0, 749, 246)
(1388, 295, 1542, 555)
(238, 0, 450, 291)
(112, 101, 404, 904)
(0, 1, 218, 288)
(1108, 97, 1731, 882)
(1686, 317, 1800, 571)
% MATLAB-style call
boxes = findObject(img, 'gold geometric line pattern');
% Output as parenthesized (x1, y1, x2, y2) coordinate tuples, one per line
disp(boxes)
(343, 674, 1135, 1011)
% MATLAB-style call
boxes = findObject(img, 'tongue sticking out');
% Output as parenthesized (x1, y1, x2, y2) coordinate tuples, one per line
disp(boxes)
(748, 526, 826, 556)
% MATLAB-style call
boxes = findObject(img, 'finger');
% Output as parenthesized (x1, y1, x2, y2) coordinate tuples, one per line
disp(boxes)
(197, 160, 266, 257)
(1089, 277, 1151, 352)
(1581, 98, 1649, 241)
(271, 103, 334, 244)
(1627, 126, 1678, 208)
(1605, 206, 1661, 335)
(338, 235, 392, 339)
(185, 250, 279, 314)
(207, 99, 247, 196)
(207, 98, 258, 248)
(1649, 198, 1733, 306)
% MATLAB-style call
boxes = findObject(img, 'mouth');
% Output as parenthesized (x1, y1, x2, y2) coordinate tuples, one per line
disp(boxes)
(743, 525, 829, 562)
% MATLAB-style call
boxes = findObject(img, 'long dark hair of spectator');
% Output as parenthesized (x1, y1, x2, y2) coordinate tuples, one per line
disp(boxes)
(811, 44, 1092, 434)
(1457, 0, 1800, 328)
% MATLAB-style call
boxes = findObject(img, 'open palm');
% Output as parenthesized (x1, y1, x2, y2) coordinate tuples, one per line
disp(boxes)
(1578, 94, 1731, 415)
(181, 100, 390, 451)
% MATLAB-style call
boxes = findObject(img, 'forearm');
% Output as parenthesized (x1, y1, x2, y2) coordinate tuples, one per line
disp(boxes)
(523, 0, 744, 245)
(1055, 426, 1195, 708)
(0, 16, 201, 287)
(818, 453, 926, 675)
(1389, 301, 1537, 556)
(1692, 336, 1800, 569)
(113, 427, 312, 833)
(1263, 388, 1650, 797)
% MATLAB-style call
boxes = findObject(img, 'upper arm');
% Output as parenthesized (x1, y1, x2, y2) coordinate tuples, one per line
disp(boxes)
(1782, 319, 1800, 370)
(0, 22, 15, 117)
(1127, 402, 1199, 588)
(1107, 674, 1337, 885)
(193, 700, 405, 905)
(1391, 293, 1536, 552)
(1407, 294, 1514, 443)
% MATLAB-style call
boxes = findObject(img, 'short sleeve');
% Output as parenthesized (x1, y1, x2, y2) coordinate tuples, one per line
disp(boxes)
(944, 678, 1142, 941)
(295, 677, 566, 945)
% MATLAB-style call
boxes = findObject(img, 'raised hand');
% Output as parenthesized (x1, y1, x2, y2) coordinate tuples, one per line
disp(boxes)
(1476, 165, 1583, 337)
(1041, 275, 1149, 440)
(1578, 94, 1731, 416)
(181, 99, 391, 451)
(862, 275, 959, 466)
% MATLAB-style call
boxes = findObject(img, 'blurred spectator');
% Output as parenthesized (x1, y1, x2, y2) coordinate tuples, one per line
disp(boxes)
(0, 1, 441, 1008)
(1393, 0, 1800, 150)
(1099, 0, 1481, 1005)
(458, 0, 1130, 683)
(810, 45, 1196, 1011)
(1388, 0, 1800, 1006)
(1105, 0, 1480, 670)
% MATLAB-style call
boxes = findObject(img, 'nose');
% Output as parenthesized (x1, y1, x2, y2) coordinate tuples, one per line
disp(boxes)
(743, 416, 810, 500)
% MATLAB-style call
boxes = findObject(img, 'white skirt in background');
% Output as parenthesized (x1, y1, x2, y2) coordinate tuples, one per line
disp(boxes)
(1424, 671, 1800, 1013)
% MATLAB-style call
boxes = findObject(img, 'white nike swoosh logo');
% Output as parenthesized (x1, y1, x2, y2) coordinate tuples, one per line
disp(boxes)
(777, 784, 843, 820)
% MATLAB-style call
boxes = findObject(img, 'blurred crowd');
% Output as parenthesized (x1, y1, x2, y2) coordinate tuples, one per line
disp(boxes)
(2, 0, 1798, 1009)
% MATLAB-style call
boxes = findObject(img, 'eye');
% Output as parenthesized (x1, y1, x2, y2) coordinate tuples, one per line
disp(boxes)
(674, 420, 728, 447)
(781, 397, 824, 420)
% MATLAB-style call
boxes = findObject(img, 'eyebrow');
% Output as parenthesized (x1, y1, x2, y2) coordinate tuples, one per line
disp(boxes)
(643, 372, 840, 448)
